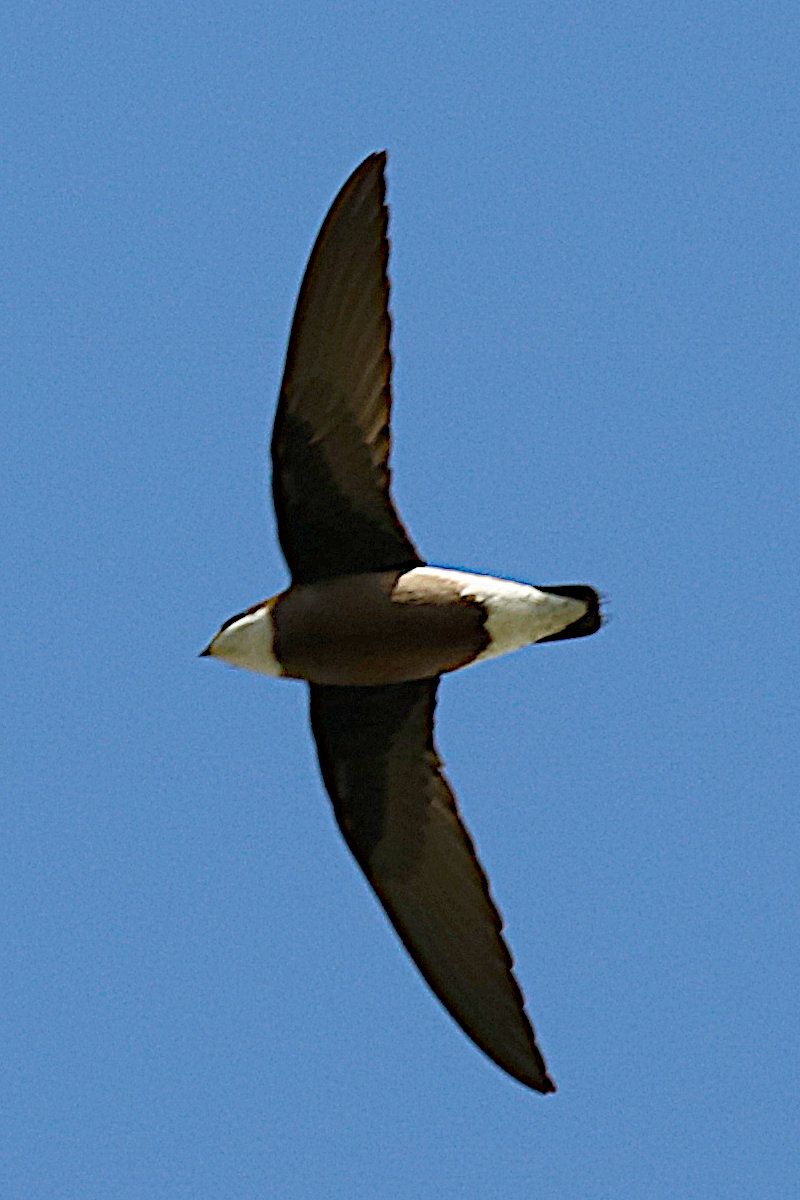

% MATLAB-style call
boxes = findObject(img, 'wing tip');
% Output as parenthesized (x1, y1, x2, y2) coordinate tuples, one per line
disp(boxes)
(347, 151, 389, 200)
(490, 1045, 557, 1095)
(348, 149, 388, 186)
(503, 1057, 556, 1095)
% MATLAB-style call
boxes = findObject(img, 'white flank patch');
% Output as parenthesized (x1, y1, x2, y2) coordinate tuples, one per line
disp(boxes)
(206, 599, 283, 677)
(404, 567, 589, 666)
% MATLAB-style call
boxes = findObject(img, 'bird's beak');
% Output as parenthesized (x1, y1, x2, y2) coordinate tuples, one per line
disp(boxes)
(199, 643, 214, 658)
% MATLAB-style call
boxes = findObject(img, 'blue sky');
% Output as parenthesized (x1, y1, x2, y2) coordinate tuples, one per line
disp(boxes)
(4, 3, 798, 1196)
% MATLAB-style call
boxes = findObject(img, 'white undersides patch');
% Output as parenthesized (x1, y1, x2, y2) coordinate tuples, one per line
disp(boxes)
(405, 567, 588, 665)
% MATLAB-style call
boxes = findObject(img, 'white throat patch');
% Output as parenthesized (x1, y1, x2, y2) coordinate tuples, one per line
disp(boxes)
(206, 599, 283, 677)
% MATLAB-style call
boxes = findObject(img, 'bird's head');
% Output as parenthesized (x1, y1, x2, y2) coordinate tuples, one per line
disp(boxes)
(200, 597, 283, 676)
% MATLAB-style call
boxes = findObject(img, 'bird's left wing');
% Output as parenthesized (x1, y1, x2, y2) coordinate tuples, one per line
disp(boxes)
(309, 679, 555, 1093)
(272, 152, 423, 585)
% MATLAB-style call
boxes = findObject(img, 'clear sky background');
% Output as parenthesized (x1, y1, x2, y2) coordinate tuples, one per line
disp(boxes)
(4, 3, 798, 1197)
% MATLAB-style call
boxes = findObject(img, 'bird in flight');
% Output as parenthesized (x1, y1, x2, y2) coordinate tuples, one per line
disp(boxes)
(202, 152, 602, 1093)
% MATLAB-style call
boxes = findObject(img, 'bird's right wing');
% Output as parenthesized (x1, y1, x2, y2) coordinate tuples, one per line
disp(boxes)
(271, 153, 423, 586)
(309, 678, 555, 1093)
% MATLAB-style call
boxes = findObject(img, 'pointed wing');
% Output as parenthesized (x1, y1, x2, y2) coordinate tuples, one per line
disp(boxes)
(308, 679, 555, 1093)
(272, 153, 423, 585)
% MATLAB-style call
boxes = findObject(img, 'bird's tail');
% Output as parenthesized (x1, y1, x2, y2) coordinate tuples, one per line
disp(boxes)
(536, 585, 603, 642)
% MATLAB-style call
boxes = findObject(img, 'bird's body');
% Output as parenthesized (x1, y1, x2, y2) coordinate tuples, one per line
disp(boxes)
(203, 152, 603, 1093)
(206, 566, 591, 686)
